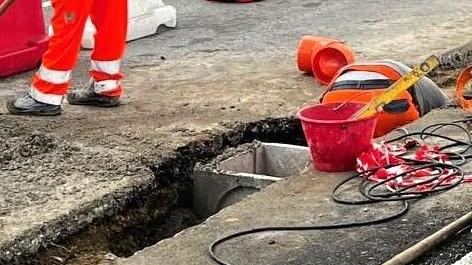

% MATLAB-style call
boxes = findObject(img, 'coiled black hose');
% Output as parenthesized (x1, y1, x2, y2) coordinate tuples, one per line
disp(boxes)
(208, 118, 472, 265)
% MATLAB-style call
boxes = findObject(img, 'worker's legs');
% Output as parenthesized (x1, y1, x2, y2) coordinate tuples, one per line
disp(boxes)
(67, 0, 128, 107)
(32, 0, 94, 102)
(90, 0, 128, 97)
(7, 0, 93, 115)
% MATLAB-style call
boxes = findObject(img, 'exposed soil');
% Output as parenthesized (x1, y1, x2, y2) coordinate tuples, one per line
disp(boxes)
(33, 208, 200, 265)
(0, 123, 147, 219)
(16, 117, 303, 265)
(25, 109, 472, 265)
(0, 61, 466, 265)
(428, 68, 463, 98)
(1, 1, 471, 263)
(0, 48, 318, 265)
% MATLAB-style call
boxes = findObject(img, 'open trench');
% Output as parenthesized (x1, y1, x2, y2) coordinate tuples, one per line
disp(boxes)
(24, 117, 307, 265)
(26, 117, 472, 265)
(10, 68, 469, 265)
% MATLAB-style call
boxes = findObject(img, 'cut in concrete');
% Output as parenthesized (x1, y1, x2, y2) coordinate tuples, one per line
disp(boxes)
(193, 142, 311, 218)
(118, 109, 472, 265)
(1, 0, 472, 264)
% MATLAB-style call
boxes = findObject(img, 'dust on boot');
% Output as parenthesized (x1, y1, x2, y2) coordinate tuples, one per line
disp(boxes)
(6, 92, 62, 116)
(67, 82, 121, 108)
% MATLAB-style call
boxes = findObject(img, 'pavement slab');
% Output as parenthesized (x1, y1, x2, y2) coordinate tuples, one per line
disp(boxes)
(118, 109, 472, 265)
(0, 0, 471, 264)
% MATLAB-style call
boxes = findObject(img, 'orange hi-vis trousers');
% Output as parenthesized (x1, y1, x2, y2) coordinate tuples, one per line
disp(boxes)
(30, 0, 128, 105)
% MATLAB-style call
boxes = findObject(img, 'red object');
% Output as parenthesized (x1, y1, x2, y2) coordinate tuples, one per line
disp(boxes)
(297, 36, 333, 74)
(357, 142, 472, 190)
(296, 35, 355, 84)
(311, 42, 355, 85)
(29, 0, 128, 105)
(321, 63, 421, 137)
(0, 0, 49, 77)
(298, 103, 378, 172)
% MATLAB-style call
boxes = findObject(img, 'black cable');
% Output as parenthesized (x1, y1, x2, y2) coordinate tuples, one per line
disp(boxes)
(208, 201, 409, 265)
(208, 119, 472, 265)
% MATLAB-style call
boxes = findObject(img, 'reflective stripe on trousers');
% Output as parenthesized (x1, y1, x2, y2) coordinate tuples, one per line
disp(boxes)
(29, 0, 127, 104)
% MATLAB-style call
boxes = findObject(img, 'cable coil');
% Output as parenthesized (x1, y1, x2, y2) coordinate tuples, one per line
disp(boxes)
(209, 118, 472, 265)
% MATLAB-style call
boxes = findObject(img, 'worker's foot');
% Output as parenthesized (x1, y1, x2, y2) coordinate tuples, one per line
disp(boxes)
(67, 84, 121, 108)
(6, 93, 62, 116)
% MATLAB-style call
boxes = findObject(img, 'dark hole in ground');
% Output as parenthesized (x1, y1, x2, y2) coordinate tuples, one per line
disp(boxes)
(13, 114, 472, 265)
(28, 117, 307, 265)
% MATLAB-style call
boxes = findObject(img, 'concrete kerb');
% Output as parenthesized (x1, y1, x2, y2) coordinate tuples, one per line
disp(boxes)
(193, 141, 311, 218)
(116, 108, 472, 265)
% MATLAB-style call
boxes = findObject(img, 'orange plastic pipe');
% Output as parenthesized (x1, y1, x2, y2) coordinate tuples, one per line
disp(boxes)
(455, 65, 472, 111)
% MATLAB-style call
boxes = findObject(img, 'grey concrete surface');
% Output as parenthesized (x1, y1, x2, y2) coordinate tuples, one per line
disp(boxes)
(118, 109, 472, 265)
(193, 169, 277, 219)
(193, 142, 310, 218)
(0, 0, 471, 264)
(452, 252, 472, 265)
(217, 142, 310, 177)
(3, 0, 472, 98)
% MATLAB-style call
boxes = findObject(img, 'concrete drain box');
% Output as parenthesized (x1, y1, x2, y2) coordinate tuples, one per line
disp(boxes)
(193, 142, 311, 218)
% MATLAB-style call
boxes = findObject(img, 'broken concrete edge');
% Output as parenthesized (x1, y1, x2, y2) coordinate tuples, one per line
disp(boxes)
(0, 116, 304, 265)
(0, 173, 164, 264)
(194, 141, 262, 172)
(438, 41, 472, 70)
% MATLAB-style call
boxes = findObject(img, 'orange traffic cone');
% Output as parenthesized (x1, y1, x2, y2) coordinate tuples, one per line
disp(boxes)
(311, 41, 355, 85)
(297, 35, 355, 85)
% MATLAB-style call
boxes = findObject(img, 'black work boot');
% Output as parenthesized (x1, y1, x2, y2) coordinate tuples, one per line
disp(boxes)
(6, 93, 62, 116)
(67, 83, 121, 108)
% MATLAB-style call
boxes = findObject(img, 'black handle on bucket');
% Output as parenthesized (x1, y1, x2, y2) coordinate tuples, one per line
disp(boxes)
(0, 0, 17, 17)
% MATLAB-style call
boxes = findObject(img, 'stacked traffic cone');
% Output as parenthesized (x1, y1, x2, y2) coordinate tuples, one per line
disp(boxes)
(297, 35, 355, 85)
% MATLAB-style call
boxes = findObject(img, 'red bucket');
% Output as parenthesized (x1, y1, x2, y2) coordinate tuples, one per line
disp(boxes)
(298, 103, 377, 172)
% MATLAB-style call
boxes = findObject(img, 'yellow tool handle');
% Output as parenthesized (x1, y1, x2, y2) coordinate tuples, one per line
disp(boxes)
(350, 55, 440, 120)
